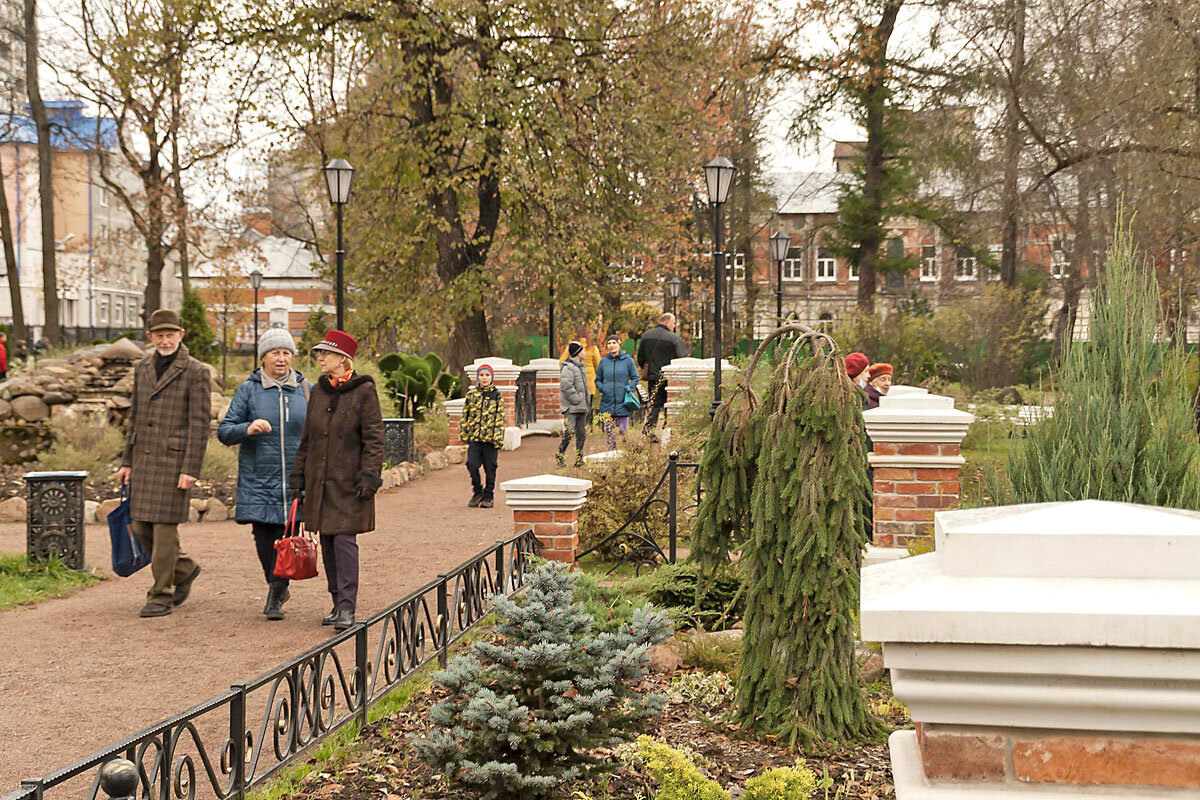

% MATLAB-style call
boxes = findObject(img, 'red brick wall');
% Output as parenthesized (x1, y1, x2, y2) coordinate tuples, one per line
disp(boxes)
(514, 509, 579, 562)
(872, 443, 961, 547)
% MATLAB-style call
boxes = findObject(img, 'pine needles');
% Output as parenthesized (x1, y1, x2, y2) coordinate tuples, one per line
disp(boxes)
(987, 217, 1200, 507)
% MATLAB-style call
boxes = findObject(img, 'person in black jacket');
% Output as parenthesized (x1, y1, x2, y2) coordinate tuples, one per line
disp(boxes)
(636, 313, 688, 436)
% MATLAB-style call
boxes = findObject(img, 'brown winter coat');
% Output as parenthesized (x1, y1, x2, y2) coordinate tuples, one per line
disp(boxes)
(290, 374, 385, 535)
(121, 344, 212, 523)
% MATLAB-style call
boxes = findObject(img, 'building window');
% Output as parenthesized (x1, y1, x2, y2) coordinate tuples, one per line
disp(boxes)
(1169, 247, 1186, 275)
(817, 311, 833, 332)
(848, 261, 859, 281)
(97, 184, 109, 208)
(782, 246, 804, 280)
(112, 298, 123, 326)
(815, 247, 837, 282)
(728, 252, 745, 282)
(1050, 242, 1068, 279)
(955, 250, 978, 281)
(920, 245, 939, 281)
(988, 245, 1002, 280)
(98, 296, 109, 325)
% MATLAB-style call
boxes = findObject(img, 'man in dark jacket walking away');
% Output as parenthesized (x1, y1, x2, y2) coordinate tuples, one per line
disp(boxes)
(116, 309, 211, 618)
(556, 342, 590, 467)
(637, 313, 688, 436)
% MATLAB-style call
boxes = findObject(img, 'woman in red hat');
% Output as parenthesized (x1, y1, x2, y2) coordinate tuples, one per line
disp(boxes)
(864, 362, 893, 410)
(289, 330, 385, 631)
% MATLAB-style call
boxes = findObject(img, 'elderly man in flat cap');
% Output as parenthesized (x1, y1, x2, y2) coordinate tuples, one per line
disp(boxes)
(116, 309, 211, 617)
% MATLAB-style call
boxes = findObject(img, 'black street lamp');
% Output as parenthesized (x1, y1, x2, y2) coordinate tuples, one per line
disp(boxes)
(548, 280, 556, 357)
(668, 276, 683, 317)
(703, 156, 735, 415)
(322, 158, 355, 331)
(249, 269, 263, 356)
(770, 230, 791, 326)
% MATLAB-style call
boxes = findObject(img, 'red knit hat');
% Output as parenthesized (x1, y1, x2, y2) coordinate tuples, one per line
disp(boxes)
(312, 329, 358, 359)
(477, 364, 495, 380)
(868, 362, 893, 380)
(845, 352, 869, 379)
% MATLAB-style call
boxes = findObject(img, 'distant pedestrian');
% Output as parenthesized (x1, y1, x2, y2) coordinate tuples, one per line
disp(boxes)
(0, 331, 8, 380)
(865, 363, 893, 409)
(637, 313, 688, 437)
(556, 341, 589, 467)
(461, 363, 506, 508)
(116, 309, 210, 619)
(218, 328, 310, 621)
(595, 333, 638, 449)
(845, 352, 869, 408)
(559, 332, 600, 405)
(289, 330, 384, 632)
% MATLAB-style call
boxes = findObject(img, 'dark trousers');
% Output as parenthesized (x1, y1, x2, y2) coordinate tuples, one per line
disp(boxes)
(645, 377, 668, 428)
(132, 521, 197, 606)
(320, 533, 359, 613)
(558, 412, 587, 454)
(252, 522, 289, 588)
(467, 442, 499, 498)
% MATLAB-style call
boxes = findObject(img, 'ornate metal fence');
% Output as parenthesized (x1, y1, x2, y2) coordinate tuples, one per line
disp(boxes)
(514, 370, 538, 427)
(575, 452, 700, 572)
(4, 529, 540, 800)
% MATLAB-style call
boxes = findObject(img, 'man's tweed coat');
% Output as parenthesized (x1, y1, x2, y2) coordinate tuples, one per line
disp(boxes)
(121, 344, 211, 523)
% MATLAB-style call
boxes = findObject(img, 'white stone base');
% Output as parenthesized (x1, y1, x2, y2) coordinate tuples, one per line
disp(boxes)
(583, 449, 622, 464)
(502, 426, 523, 450)
(889, 730, 1184, 798)
(864, 544, 908, 568)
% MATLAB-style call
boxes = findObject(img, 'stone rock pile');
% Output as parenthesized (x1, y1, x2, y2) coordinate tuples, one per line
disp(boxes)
(0, 339, 229, 464)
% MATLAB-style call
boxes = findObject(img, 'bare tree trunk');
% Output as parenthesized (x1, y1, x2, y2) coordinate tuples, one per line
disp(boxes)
(170, 76, 189, 293)
(0, 164, 25, 345)
(854, 0, 903, 312)
(999, 0, 1025, 287)
(24, 0, 59, 345)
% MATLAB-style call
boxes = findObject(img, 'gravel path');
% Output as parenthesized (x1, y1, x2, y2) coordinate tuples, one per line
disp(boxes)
(0, 435, 562, 790)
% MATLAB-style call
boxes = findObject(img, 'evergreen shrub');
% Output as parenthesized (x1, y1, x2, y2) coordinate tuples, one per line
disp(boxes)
(411, 562, 671, 800)
(987, 221, 1200, 507)
(628, 736, 727, 800)
(632, 561, 742, 631)
(179, 290, 217, 364)
(742, 765, 818, 800)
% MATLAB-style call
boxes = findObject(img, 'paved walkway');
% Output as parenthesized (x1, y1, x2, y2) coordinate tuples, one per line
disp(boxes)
(0, 436, 562, 790)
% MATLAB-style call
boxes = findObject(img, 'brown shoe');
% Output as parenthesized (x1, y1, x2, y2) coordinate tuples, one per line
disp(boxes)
(140, 602, 172, 618)
(172, 565, 201, 607)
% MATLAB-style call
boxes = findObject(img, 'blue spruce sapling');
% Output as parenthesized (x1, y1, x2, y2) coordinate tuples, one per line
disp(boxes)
(411, 561, 672, 799)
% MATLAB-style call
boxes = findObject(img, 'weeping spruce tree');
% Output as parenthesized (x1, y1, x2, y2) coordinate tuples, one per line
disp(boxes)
(987, 220, 1200, 506)
(694, 325, 883, 747)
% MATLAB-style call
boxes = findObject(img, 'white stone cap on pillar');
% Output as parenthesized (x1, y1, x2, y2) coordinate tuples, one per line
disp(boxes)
(863, 385, 974, 444)
(661, 357, 739, 383)
(524, 357, 563, 381)
(442, 398, 466, 416)
(501, 474, 593, 511)
(862, 500, 1200, 649)
(467, 357, 522, 383)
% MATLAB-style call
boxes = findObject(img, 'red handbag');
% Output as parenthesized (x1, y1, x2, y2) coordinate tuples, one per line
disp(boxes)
(274, 500, 318, 580)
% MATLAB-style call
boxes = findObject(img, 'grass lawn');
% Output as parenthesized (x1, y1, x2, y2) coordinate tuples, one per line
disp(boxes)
(0, 553, 103, 610)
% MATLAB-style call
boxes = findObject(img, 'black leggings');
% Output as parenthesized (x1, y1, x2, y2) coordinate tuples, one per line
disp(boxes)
(252, 522, 290, 587)
(558, 412, 587, 454)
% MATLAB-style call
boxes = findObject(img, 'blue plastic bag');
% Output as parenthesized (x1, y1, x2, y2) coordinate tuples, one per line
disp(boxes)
(108, 488, 149, 577)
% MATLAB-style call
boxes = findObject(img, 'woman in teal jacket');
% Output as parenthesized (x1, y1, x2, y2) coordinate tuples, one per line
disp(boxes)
(594, 333, 639, 448)
(218, 329, 309, 620)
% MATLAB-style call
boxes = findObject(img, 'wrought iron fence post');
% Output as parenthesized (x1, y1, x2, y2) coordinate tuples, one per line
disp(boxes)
(159, 730, 171, 800)
(229, 685, 247, 800)
(495, 541, 506, 596)
(668, 452, 679, 564)
(355, 625, 369, 729)
(436, 575, 450, 667)
(18, 780, 42, 800)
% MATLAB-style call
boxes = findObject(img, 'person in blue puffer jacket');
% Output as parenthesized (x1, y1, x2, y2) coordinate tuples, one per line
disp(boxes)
(594, 333, 639, 449)
(218, 329, 310, 621)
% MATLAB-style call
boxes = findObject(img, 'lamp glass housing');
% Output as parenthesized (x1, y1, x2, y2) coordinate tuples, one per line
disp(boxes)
(770, 231, 791, 262)
(703, 157, 735, 205)
(323, 158, 355, 205)
(249, 269, 263, 290)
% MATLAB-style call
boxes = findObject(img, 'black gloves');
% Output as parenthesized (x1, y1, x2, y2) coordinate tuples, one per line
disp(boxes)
(288, 487, 304, 502)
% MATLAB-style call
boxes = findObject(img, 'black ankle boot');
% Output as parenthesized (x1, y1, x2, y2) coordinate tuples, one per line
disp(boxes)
(265, 583, 288, 621)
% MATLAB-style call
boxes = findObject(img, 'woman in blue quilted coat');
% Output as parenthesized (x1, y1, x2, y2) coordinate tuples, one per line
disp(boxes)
(218, 329, 310, 620)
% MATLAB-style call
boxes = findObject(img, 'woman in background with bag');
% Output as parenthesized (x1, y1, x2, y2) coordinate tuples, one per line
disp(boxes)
(218, 329, 309, 621)
(594, 333, 639, 450)
(290, 330, 385, 632)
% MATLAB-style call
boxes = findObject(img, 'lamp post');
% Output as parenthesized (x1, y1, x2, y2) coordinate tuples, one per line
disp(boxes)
(703, 157, 735, 415)
(322, 158, 355, 331)
(769, 230, 791, 326)
(668, 276, 683, 318)
(249, 269, 263, 357)
(548, 280, 556, 357)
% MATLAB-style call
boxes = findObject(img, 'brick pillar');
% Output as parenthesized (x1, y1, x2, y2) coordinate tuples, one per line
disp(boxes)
(499, 474, 592, 563)
(862, 387, 973, 549)
(467, 357, 521, 428)
(526, 358, 563, 421)
(443, 398, 465, 446)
